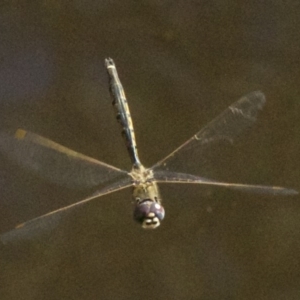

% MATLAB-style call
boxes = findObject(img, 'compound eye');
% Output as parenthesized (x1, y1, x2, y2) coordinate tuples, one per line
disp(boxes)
(133, 201, 165, 229)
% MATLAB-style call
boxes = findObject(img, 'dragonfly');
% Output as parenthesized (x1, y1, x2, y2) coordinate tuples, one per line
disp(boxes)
(0, 58, 297, 242)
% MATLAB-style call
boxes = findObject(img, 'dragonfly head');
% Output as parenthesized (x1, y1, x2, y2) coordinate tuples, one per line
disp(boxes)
(133, 200, 165, 229)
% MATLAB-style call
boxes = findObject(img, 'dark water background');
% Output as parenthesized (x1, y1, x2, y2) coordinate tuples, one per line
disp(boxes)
(0, 1, 300, 299)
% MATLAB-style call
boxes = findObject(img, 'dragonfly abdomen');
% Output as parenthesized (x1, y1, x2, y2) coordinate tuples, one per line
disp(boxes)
(105, 58, 141, 167)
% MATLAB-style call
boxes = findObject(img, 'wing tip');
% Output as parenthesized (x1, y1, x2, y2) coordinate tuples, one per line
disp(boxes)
(15, 129, 27, 140)
(281, 188, 299, 196)
(247, 90, 266, 106)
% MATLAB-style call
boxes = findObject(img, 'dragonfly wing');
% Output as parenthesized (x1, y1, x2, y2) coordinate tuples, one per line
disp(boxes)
(1, 177, 133, 244)
(151, 91, 266, 176)
(154, 171, 298, 196)
(0, 129, 128, 188)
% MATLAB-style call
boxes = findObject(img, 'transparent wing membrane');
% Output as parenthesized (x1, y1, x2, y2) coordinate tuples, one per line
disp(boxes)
(0, 129, 128, 189)
(151, 91, 298, 196)
(151, 91, 266, 175)
(154, 171, 298, 196)
(1, 178, 133, 244)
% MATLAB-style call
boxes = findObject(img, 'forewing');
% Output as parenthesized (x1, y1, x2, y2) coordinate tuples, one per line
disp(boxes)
(151, 91, 266, 176)
(154, 171, 298, 196)
(1, 177, 133, 244)
(0, 129, 128, 188)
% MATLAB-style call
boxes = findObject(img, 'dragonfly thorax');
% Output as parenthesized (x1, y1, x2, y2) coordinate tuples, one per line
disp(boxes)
(129, 164, 154, 184)
(130, 165, 164, 229)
